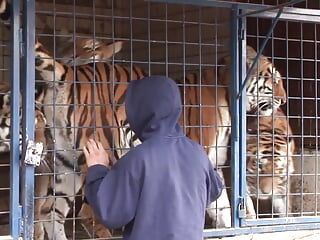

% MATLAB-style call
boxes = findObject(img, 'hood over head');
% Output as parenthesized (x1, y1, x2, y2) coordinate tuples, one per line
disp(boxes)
(125, 75, 183, 141)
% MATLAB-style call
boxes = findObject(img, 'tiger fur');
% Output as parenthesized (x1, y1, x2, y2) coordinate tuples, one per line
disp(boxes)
(246, 108, 295, 218)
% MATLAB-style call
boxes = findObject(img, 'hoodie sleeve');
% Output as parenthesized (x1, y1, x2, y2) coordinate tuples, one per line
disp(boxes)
(206, 161, 224, 205)
(85, 155, 142, 229)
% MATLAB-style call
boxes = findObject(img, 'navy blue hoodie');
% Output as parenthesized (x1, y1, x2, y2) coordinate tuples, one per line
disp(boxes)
(85, 76, 223, 240)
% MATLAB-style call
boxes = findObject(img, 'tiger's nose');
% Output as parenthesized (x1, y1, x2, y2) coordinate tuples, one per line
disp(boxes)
(259, 177, 273, 194)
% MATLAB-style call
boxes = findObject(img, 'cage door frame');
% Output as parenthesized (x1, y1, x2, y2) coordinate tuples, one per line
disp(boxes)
(20, 0, 36, 239)
(9, 0, 22, 238)
(239, 8, 320, 228)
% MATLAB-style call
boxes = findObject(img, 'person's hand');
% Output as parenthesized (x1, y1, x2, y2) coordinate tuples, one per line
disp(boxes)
(83, 139, 110, 168)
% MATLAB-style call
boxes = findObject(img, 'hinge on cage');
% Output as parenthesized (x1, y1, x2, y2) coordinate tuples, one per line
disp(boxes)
(19, 28, 24, 57)
(23, 140, 43, 166)
(237, 197, 246, 219)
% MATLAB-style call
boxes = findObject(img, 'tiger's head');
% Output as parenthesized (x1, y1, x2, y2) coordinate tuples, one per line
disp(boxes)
(0, 89, 47, 153)
(35, 37, 124, 68)
(219, 45, 287, 116)
(58, 38, 124, 66)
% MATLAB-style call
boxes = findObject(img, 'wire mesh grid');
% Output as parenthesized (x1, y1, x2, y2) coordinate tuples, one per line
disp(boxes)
(0, 0, 320, 239)
(32, 0, 231, 239)
(245, 15, 320, 221)
(0, 3, 11, 235)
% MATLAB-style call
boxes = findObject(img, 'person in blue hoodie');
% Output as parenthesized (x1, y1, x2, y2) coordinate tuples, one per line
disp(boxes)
(84, 75, 223, 240)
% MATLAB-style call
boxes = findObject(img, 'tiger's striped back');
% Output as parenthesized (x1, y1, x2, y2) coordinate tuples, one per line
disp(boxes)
(180, 69, 231, 167)
(35, 41, 145, 162)
(33, 40, 146, 239)
(178, 69, 232, 228)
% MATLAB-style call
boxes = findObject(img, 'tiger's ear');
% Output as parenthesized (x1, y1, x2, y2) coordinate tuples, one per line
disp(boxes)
(60, 40, 125, 66)
(246, 45, 257, 68)
(217, 54, 231, 85)
(95, 40, 124, 59)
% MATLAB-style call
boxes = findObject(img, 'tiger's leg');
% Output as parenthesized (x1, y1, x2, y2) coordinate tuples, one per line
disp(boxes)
(76, 159, 112, 238)
(206, 190, 231, 228)
(34, 174, 50, 240)
(246, 194, 256, 219)
(78, 201, 112, 238)
(41, 170, 83, 240)
(273, 196, 287, 218)
(206, 170, 231, 228)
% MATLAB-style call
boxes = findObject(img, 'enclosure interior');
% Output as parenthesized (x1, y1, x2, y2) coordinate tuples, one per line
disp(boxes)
(0, 0, 320, 238)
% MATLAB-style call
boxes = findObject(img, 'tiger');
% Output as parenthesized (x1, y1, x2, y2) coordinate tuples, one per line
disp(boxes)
(184, 46, 287, 227)
(246, 108, 295, 219)
(32, 40, 146, 239)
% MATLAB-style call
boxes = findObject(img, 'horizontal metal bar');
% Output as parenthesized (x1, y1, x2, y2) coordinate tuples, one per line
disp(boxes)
(238, 0, 305, 18)
(151, 0, 320, 23)
(203, 223, 320, 238)
(243, 216, 320, 227)
(247, 10, 320, 23)
(149, 0, 295, 10)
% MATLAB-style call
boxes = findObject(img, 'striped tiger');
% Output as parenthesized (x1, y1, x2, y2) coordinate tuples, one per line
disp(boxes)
(246, 108, 295, 218)
(183, 46, 287, 227)
(33, 40, 145, 239)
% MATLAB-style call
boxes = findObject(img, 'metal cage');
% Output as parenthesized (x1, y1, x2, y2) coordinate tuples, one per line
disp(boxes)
(1, 0, 320, 239)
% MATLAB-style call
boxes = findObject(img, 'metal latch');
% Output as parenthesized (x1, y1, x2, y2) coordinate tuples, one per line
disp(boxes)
(24, 140, 43, 166)
(238, 197, 246, 219)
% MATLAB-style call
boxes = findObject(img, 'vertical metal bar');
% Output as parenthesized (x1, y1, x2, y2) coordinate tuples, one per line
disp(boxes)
(10, 0, 21, 238)
(239, 15, 247, 225)
(182, 5, 186, 133)
(72, 0, 77, 238)
(230, 5, 244, 228)
(285, 19, 290, 218)
(165, 3, 168, 77)
(21, 0, 35, 238)
(148, 1, 151, 75)
(299, 21, 304, 216)
(52, 0, 57, 235)
(271, 24, 275, 218)
(314, 22, 318, 216)
(199, 7, 203, 147)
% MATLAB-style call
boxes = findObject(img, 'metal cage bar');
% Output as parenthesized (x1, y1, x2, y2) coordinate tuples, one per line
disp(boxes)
(20, 0, 36, 239)
(4, 0, 320, 239)
(9, 0, 22, 238)
(230, 5, 242, 229)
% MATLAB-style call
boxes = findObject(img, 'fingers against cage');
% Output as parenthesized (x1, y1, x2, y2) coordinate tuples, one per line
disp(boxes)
(83, 146, 89, 158)
(86, 139, 97, 153)
(97, 141, 104, 150)
(89, 138, 101, 149)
